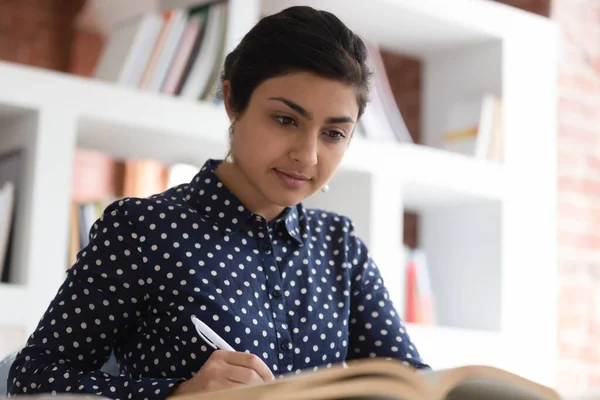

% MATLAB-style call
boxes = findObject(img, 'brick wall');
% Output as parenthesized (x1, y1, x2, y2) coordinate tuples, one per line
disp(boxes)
(0, 0, 85, 71)
(552, 0, 600, 393)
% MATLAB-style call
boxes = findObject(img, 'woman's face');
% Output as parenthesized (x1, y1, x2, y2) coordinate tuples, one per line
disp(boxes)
(224, 71, 359, 209)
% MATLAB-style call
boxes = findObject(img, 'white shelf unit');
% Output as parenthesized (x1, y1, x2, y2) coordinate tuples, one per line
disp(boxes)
(0, 0, 558, 388)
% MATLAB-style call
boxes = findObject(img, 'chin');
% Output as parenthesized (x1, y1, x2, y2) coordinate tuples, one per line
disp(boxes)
(272, 194, 306, 208)
(268, 189, 313, 208)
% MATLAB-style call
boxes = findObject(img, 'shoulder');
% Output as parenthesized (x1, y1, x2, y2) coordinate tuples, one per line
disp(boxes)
(303, 206, 354, 234)
(301, 206, 364, 249)
(302, 207, 371, 270)
(91, 184, 201, 238)
(100, 184, 196, 221)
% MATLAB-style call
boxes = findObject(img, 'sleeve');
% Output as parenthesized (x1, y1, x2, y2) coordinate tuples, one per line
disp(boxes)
(7, 201, 183, 399)
(345, 220, 430, 370)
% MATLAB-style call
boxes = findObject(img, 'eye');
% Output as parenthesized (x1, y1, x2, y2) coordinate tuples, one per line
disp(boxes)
(324, 130, 346, 141)
(274, 115, 296, 127)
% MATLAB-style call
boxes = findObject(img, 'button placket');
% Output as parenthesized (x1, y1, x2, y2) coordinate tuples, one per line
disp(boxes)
(260, 239, 293, 371)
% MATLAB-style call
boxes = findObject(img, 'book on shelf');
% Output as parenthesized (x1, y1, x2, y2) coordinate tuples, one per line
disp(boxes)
(177, 2, 228, 100)
(0, 181, 14, 283)
(405, 248, 437, 325)
(173, 357, 563, 400)
(441, 93, 503, 162)
(121, 159, 170, 198)
(0, 150, 21, 284)
(356, 39, 413, 144)
(93, 0, 228, 103)
(69, 199, 116, 267)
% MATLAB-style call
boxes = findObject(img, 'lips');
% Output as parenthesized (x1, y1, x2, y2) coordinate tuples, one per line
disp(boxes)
(276, 170, 310, 181)
(274, 169, 311, 189)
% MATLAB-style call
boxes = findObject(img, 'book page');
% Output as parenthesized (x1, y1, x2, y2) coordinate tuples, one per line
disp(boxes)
(445, 378, 560, 400)
(417, 366, 560, 400)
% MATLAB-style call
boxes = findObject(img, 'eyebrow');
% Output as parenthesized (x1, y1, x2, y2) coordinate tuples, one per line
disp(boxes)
(268, 97, 355, 124)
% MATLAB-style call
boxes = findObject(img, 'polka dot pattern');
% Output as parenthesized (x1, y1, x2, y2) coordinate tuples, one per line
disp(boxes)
(8, 159, 428, 399)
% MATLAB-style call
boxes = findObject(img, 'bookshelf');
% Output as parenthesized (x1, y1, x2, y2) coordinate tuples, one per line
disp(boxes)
(0, 0, 558, 388)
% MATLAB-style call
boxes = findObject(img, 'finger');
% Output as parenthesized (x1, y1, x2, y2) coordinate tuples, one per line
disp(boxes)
(222, 352, 275, 382)
(223, 364, 264, 385)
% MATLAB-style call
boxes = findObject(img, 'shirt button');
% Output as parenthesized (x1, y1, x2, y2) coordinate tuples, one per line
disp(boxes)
(280, 342, 290, 351)
(272, 289, 282, 298)
(264, 247, 272, 255)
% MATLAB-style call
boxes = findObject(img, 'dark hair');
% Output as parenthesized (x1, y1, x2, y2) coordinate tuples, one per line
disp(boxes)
(220, 6, 372, 119)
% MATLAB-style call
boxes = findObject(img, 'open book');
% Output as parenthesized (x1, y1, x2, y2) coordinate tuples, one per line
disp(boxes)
(175, 358, 562, 400)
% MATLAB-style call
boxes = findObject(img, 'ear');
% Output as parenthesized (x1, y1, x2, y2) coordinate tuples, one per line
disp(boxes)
(221, 80, 237, 121)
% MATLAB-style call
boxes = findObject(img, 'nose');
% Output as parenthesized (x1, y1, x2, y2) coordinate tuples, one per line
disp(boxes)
(289, 131, 318, 166)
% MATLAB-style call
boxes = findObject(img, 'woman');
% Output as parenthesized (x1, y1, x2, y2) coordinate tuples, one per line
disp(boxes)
(8, 5, 428, 399)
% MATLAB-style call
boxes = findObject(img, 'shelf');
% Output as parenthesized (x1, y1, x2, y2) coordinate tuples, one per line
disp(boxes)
(261, 0, 555, 57)
(344, 138, 505, 209)
(0, 283, 28, 326)
(0, 61, 230, 166)
(78, 101, 228, 166)
(0, 61, 504, 209)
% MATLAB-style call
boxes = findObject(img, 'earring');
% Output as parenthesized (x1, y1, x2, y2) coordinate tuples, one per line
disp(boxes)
(320, 184, 329, 193)
(225, 154, 234, 164)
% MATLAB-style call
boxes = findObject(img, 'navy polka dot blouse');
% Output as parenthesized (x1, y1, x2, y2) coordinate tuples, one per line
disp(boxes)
(8, 159, 428, 399)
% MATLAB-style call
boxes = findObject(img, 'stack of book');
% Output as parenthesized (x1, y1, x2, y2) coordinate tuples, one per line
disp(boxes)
(93, 0, 229, 102)
(357, 39, 413, 143)
(441, 93, 504, 162)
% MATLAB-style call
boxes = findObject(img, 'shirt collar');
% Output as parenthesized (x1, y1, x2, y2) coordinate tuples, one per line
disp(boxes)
(186, 159, 303, 244)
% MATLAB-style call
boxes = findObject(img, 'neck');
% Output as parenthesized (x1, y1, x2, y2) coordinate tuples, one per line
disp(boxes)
(214, 161, 284, 222)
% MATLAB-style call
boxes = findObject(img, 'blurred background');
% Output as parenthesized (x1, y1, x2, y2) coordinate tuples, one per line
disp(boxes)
(0, 0, 597, 396)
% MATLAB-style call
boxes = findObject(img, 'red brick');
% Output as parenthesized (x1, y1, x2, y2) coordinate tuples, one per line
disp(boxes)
(559, 339, 600, 364)
(558, 202, 600, 228)
(72, 149, 118, 203)
(589, 320, 600, 337)
(560, 283, 594, 305)
(69, 29, 105, 77)
(558, 176, 600, 198)
(590, 372, 600, 390)
(561, 25, 600, 55)
(380, 51, 421, 144)
(558, 72, 600, 93)
(559, 97, 600, 123)
(558, 369, 588, 395)
(558, 260, 581, 277)
(592, 56, 600, 76)
(586, 155, 600, 172)
(493, 0, 550, 17)
(0, 0, 85, 71)
(558, 149, 582, 168)
(558, 122, 598, 146)
(560, 230, 600, 250)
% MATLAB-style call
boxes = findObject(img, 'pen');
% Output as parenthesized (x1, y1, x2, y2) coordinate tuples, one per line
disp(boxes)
(191, 315, 236, 351)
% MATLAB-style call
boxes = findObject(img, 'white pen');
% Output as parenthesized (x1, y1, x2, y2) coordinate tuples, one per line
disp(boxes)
(191, 315, 236, 351)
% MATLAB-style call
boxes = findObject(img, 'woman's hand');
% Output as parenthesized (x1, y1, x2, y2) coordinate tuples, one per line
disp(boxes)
(168, 350, 275, 397)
